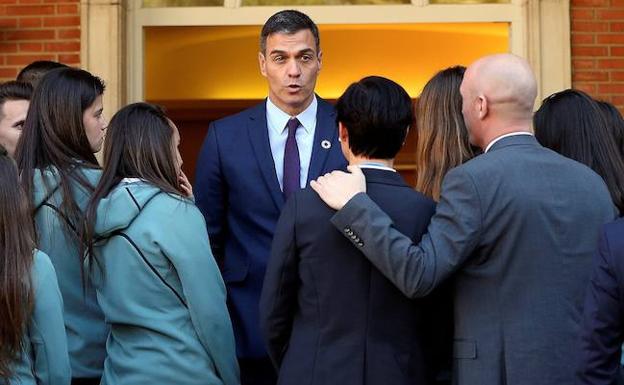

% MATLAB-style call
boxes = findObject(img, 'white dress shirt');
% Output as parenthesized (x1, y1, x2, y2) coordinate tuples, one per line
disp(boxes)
(266, 96, 317, 190)
(484, 132, 534, 153)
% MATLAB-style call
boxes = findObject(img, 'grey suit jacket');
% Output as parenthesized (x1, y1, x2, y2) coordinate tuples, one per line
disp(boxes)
(331, 135, 617, 385)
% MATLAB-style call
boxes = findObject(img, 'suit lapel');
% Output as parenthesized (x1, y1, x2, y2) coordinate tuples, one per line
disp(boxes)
(307, 98, 338, 183)
(247, 102, 285, 211)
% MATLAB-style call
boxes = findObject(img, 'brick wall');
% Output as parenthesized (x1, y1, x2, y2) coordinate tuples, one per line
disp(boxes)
(0, 0, 80, 82)
(571, 0, 624, 112)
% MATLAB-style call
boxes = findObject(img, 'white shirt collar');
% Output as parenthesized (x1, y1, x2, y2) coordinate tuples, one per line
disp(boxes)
(266, 96, 317, 135)
(484, 132, 534, 153)
(358, 162, 396, 172)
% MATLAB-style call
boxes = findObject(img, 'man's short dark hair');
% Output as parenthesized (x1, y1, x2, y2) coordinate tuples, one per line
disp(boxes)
(336, 76, 413, 159)
(16, 60, 68, 88)
(260, 10, 320, 54)
(0, 81, 33, 119)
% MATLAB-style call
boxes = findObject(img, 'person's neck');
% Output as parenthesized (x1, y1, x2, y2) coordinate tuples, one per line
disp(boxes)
(268, 94, 314, 117)
(480, 121, 533, 151)
(349, 156, 394, 168)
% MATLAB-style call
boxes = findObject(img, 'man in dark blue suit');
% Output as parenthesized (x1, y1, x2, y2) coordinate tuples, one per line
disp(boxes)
(260, 76, 451, 385)
(194, 10, 346, 385)
(578, 218, 624, 385)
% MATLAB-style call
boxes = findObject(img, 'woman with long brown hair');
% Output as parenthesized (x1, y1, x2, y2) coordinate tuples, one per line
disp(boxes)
(0, 145, 69, 385)
(414, 66, 474, 201)
(15, 67, 108, 385)
(83, 103, 238, 385)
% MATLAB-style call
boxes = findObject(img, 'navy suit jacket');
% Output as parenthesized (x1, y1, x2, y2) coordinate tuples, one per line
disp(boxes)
(259, 168, 451, 385)
(578, 218, 624, 385)
(195, 98, 346, 358)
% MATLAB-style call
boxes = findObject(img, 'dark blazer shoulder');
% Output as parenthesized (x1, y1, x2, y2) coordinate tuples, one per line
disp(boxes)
(210, 100, 265, 132)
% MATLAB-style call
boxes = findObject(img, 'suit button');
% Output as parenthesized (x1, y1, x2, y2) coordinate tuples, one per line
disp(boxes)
(351, 234, 357, 240)
(357, 242, 364, 247)
(344, 227, 351, 234)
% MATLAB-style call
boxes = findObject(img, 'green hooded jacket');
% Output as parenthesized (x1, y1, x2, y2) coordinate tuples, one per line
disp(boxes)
(88, 179, 239, 385)
(33, 166, 107, 379)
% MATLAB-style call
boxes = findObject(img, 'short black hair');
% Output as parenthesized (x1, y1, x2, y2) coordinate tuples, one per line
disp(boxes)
(0, 81, 33, 119)
(336, 76, 413, 159)
(16, 60, 68, 88)
(260, 10, 320, 54)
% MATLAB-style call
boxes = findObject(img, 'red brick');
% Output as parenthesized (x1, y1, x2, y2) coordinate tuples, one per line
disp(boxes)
(0, 43, 18, 53)
(597, 34, 624, 44)
(0, 0, 17, 4)
(598, 83, 624, 93)
(43, 15, 79, 27)
(572, 33, 595, 44)
(611, 22, 624, 32)
(58, 53, 79, 64)
(572, 21, 609, 32)
(573, 46, 609, 56)
(612, 72, 624, 81)
(0, 16, 17, 27)
(57, 28, 79, 39)
(19, 17, 41, 28)
(611, 0, 624, 6)
(19, 0, 43, 4)
(573, 71, 610, 81)
(19, 42, 41, 52)
(612, 47, 624, 56)
(6, 5, 53, 15)
(574, 83, 598, 95)
(57, 4, 77, 14)
(612, 95, 624, 105)
(6, 54, 54, 65)
(572, 9, 595, 19)
(572, 0, 609, 6)
(44, 0, 78, 2)
(5, 29, 54, 40)
(597, 9, 624, 19)
(45, 41, 79, 52)
(0, 67, 18, 78)
(598, 58, 624, 68)
(573, 59, 596, 69)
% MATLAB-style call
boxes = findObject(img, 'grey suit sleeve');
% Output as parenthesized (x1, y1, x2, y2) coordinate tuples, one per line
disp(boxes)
(331, 167, 482, 298)
(31, 251, 71, 385)
(259, 195, 299, 369)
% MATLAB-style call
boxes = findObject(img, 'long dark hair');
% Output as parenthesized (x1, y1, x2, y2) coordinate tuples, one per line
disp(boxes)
(15, 67, 105, 241)
(0, 146, 36, 383)
(415, 66, 473, 201)
(534, 89, 624, 214)
(83, 103, 182, 261)
(596, 100, 624, 160)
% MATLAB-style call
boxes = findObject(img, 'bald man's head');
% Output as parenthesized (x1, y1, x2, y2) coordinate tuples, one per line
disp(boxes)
(460, 54, 537, 148)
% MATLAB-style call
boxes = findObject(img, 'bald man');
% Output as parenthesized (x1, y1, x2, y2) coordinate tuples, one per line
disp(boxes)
(310, 54, 617, 385)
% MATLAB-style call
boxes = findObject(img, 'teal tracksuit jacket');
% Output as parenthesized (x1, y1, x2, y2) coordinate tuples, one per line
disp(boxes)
(33, 167, 108, 379)
(88, 179, 239, 385)
(11, 250, 71, 385)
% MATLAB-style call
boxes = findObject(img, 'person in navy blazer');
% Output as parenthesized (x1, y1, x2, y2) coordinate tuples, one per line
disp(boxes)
(260, 76, 450, 385)
(194, 10, 346, 385)
(578, 218, 624, 385)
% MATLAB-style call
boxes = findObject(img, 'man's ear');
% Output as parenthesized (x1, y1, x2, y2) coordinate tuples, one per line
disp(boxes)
(258, 52, 267, 77)
(317, 50, 323, 72)
(478, 95, 488, 120)
(338, 121, 348, 143)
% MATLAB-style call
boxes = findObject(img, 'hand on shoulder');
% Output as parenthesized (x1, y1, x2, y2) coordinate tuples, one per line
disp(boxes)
(310, 165, 366, 210)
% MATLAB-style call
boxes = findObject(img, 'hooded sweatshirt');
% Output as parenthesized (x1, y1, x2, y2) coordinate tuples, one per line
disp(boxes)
(11, 250, 71, 385)
(88, 179, 239, 385)
(33, 166, 107, 379)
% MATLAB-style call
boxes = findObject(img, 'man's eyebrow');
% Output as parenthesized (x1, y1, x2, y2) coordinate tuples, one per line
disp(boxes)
(269, 48, 316, 56)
